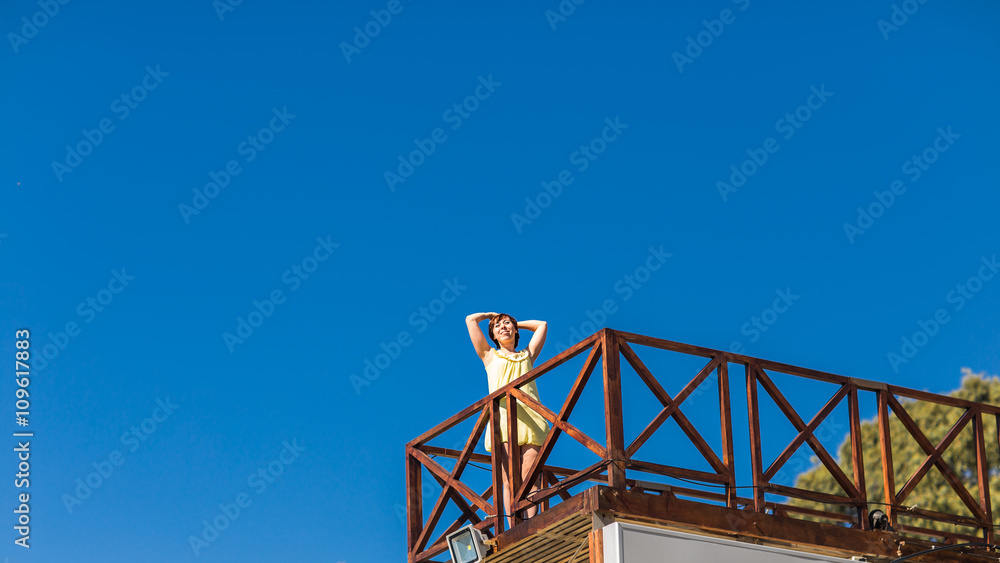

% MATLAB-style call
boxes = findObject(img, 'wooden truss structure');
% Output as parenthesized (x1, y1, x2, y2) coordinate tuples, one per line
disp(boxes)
(406, 329, 1000, 562)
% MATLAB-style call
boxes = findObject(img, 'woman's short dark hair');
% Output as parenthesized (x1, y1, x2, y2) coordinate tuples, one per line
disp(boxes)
(488, 313, 519, 349)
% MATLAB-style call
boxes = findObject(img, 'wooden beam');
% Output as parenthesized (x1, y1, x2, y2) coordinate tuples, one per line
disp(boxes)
(523, 460, 609, 508)
(509, 387, 607, 458)
(628, 458, 729, 485)
(406, 448, 423, 560)
(848, 385, 868, 530)
(588, 527, 604, 563)
(985, 413, 998, 544)
(601, 329, 626, 490)
(717, 361, 737, 508)
(746, 363, 765, 512)
(491, 396, 505, 535)
(419, 445, 597, 481)
(506, 390, 523, 526)
(887, 384, 1000, 416)
(876, 389, 897, 528)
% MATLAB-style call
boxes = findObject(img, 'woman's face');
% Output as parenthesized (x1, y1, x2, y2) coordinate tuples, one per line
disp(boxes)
(492, 316, 517, 345)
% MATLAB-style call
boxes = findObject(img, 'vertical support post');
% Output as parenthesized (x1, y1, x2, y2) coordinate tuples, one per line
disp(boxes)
(542, 471, 551, 512)
(588, 527, 605, 563)
(490, 396, 505, 535)
(848, 385, 869, 529)
(506, 390, 522, 525)
(974, 411, 994, 544)
(601, 329, 626, 490)
(745, 362, 765, 512)
(717, 360, 737, 508)
(876, 389, 897, 529)
(406, 447, 423, 559)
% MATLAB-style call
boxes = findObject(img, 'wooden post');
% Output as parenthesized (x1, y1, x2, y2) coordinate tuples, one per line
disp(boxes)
(973, 411, 994, 544)
(746, 363, 765, 512)
(876, 389, 896, 529)
(602, 329, 626, 490)
(848, 386, 869, 529)
(491, 396, 505, 535)
(717, 360, 737, 508)
(506, 390, 522, 525)
(406, 447, 423, 560)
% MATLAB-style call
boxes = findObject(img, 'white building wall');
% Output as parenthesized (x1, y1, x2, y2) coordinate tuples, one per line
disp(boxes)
(602, 522, 860, 563)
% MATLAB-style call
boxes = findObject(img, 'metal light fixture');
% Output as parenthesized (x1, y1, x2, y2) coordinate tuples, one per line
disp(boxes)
(447, 525, 489, 563)
(869, 509, 893, 531)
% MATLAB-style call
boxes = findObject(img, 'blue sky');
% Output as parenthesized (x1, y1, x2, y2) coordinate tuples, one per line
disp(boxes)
(2, 0, 999, 561)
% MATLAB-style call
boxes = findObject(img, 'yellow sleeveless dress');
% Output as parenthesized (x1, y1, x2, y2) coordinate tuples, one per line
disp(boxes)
(483, 348, 550, 453)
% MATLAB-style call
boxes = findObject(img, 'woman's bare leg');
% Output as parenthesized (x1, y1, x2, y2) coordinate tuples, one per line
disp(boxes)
(520, 445, 541, 518)
(499, 443, 544, 525)
(498, 443, 513, 528)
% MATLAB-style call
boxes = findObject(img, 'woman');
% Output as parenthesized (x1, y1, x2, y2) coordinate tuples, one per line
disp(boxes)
(465, 312, 549, 526)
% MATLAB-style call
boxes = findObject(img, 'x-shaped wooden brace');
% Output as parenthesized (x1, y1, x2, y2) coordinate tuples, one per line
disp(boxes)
(622, 345, 727, 476)
(888, 395, 984, 521)
(410, 406, 493, 555)
(754, 367, 861, 500)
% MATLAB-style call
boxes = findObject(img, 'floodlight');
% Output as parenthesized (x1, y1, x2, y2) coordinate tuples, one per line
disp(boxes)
(446, 524, 489, 563)
(869, 509, 893, 531)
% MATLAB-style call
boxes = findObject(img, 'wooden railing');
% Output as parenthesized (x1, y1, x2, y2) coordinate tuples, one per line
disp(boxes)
(405, 329, 999, 562)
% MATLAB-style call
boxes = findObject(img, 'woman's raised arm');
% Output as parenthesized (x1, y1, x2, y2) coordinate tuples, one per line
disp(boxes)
(465, 312, 496, 361)
(518, 320, 547, 362)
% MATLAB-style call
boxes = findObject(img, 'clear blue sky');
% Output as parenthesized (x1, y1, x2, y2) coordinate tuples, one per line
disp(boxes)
(2, 0, 999, 561)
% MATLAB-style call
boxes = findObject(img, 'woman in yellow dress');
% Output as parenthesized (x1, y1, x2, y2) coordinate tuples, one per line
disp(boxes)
(465, 312, 549, 526)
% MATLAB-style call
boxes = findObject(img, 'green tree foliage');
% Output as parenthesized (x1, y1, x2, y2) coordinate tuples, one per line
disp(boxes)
(792, 369, 1000, 535)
